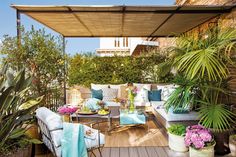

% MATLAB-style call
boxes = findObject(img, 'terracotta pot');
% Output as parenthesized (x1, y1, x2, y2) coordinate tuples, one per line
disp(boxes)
(189, 142, 215, 157)
(0, 145, 32, 157)
(168, 133, 188, 152)
(229, 135, 236, 156)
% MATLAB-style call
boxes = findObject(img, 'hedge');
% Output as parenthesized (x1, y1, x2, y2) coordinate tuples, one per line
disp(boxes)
(68, 53, 174, 87)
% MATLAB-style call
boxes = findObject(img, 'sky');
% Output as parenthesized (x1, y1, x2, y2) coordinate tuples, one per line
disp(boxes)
(0, 0, 175, 55)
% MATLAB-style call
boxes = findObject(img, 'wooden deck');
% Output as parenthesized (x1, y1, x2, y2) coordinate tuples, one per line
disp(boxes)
(89, 147, 234, 157)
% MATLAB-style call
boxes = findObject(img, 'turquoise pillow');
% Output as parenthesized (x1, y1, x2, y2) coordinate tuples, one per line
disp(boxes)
(148, 90, 161, 101)
(85, 98, 101, 111)
(91, 89, 103, 100)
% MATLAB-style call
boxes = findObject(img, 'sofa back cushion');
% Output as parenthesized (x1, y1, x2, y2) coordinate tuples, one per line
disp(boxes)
(148, 90, 162, 101)
(102, 88, 118, 101)
(91, 83, 108, 90)
(91, 89, 103, 100)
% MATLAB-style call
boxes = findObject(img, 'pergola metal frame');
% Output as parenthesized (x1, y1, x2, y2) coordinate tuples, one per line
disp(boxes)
(12, 4, 236, 104)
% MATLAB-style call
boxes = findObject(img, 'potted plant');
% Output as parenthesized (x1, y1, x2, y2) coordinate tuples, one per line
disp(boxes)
(0, 65, 43, 157)
(229, 134, 236, 156)
(185, 125, 215, 157)
(165, 26, 236, 155)
(167, 124, 188, 152)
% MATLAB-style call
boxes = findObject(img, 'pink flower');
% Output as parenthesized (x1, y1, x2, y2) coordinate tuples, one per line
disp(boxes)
(184, 125, 213, 149)
(58, 106, 78, 115)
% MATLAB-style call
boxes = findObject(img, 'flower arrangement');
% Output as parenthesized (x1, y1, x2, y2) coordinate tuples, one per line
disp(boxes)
(185, 125, 214, 149)
(57, 106, 78, 115)
(97, 100, 106, 109)
(126, 83, 138, 98)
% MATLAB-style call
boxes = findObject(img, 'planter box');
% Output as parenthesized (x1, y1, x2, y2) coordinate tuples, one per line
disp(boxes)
(168, 132, 188, 152)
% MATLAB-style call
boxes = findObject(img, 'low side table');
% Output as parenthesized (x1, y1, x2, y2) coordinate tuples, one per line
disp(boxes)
(119, 109, 149, 131)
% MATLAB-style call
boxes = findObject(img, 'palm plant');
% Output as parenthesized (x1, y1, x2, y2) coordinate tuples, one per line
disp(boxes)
(172, 26, 236, 132)
(0, 64, 43, 154)
(165, 75, 197, 112)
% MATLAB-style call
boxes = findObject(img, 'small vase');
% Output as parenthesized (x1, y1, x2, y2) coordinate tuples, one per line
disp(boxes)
(62, 114, 70, 122)
(128, 94, 135, 112)
(189, 142, 215, 157)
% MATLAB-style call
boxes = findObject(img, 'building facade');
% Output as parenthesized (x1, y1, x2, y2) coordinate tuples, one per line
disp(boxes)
(96, 37, 159, 56)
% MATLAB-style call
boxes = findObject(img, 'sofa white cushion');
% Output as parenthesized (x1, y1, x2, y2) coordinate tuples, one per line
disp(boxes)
(154, 108, 199, 122)
(134, 83, 151, 91)
(102, 88, 118, 101)
(134, 88, 149, 103)
(157, 84, 177, 101)
(110, 84, 127, 98)
(91, 83, 108, 90)
(36, 107, 63, 148)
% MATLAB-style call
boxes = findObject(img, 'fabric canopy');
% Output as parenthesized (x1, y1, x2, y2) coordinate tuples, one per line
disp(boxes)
(11, 5, 235, 37)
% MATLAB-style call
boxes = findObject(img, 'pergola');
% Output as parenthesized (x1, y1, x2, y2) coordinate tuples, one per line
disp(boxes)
(11, 4, 235, 103)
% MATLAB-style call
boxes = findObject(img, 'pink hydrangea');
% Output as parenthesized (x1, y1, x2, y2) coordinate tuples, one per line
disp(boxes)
(184, 125, 213, 149)
(57, 106, 78, 115)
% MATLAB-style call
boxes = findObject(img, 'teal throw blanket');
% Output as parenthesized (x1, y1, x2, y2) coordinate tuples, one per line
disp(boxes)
(61, 122, 88, 157)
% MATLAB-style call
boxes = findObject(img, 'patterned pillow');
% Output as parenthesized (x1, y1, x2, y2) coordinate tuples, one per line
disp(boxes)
(102, 88, 118, 102)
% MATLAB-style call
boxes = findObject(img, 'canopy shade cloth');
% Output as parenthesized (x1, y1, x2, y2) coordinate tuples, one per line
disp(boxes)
(11, 5, 235, 37)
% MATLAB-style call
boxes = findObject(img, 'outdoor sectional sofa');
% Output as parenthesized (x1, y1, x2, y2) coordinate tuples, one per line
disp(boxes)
(79, 83, 199, 129)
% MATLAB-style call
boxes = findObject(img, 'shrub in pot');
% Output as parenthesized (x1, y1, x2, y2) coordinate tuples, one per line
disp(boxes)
(0, 65, 43, 157)
(229, 134, 236, 156)
(167, 124, 188, 152)
(185, 125, 215, 157)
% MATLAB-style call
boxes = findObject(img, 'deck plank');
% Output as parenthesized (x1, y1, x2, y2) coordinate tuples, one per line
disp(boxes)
(120, 147, 129, 157)
(101, 148, 111, 157)
(129, 147, 139, 157)
(110, 147, 120, 157)
(155, 147, 168, 157)
(137, 147, 149, 157)
(145, 146, 160, 157)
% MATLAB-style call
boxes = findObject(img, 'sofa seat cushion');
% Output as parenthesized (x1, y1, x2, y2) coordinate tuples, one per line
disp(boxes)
(154, 108, 199, 122)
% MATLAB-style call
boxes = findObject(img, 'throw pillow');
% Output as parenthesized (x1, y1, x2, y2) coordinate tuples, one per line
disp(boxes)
(134, 88, 149, 103)
(110, 83, 127, 98)
(120, 85, 128, 99)
(102, 88, 118, 102)
(91, 89, 103, 100)
(148, 90, 161, 101)
(84, 98, 101, 110)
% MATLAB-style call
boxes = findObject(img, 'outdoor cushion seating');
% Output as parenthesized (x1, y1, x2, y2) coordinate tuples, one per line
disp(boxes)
(36, 107, 105, 157)
(151, 102, 199, 128)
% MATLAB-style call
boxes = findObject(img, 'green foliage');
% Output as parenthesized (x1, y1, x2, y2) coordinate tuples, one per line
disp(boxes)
(175, 27, 236, 81)
(0, 26, 65, 96)
(167, 124, 186, 136)
(0, 64, 43, 153)
(69, 52, 173, 87)
(170, 26, 236, 132)
(165, 76, 197, 112)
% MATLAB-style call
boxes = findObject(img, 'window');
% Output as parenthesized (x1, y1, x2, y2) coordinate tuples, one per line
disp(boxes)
(123, 37, 129, 47)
